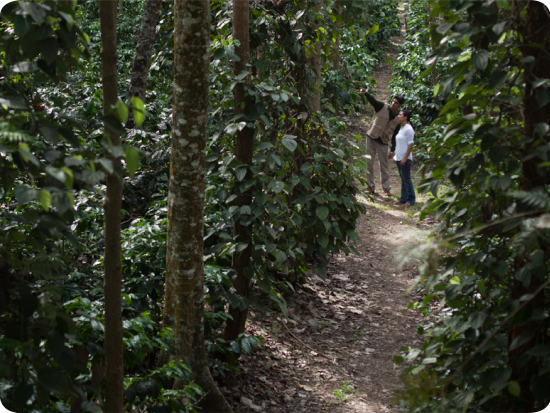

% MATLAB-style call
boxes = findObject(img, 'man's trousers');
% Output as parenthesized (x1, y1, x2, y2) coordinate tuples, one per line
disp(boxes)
(365, 136, 391, 192)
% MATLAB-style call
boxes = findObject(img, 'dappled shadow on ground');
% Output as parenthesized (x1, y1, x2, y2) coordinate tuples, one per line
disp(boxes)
(217, 161, 434, 413)
(215, 8, 438, 411)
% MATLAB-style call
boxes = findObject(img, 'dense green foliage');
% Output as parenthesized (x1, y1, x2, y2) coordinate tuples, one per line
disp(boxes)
(0, 0, 401, 411)
(391, 1, 550, 412)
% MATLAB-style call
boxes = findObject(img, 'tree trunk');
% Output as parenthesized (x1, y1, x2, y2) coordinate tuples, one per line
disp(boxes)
(330, 2, 340, 114)
(308, 0, 322, 112)
(224, 0, 255, 341)
(126, 0, 162, 128)
(508, 2, 550, 411)
(163, 1, 233, 412)
(99, 1, 123, 412)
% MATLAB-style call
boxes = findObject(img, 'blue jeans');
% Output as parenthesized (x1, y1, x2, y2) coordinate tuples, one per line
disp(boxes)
(396, 159, 415, 205)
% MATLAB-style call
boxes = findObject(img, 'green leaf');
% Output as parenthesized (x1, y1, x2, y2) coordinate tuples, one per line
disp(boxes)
(433, 84, 442, 97)
(492, 21, 506, 35)
(436, 23, 454, 34)
(270, 180, 285, 193)
(20, 2, 46, 25)
(477, 279, 486, 297)
(496, 0, 512, 10)
(316, 206, 329, 221)
(18, 143, 39, 166)
(274, 249, 287, 265)
(40, 126, 60, 144)
(81, 170, 105, 185)
(269, 293, 288, 317)
(116, 100, 128, 124)
(449, 276, 460, 285)
(14, 15, 31, 36)
(58, 11, 74, 31)
(125, 146, 139, 178)
(367, 23, 379, 34)
(536, 90, 550, 108)
(508, 381, 520, 397)
(60, 167, 74, 189)
(14, 185, 38, 204)
(317, 235, 329, 248)
(131, 96, 146, 127)
(235, 167, 246, 181)
(474, 50, 488, 71)
(225, 124, 238, 135)
(97, 158, 114, 174)
(509, 331, 534, 351)
(533, 122, 549, 137)
(419, 67, 433, 79)
(256, 142, 273, 151)
(468, 312, 487, 330)
(488, 70, 507, 89)
(136, 380, 160, 399)
(46, 166, 66, 183)
(281, 138, 297, 152)
(257, 277, 272, 293)
(39, 189, 51, 212)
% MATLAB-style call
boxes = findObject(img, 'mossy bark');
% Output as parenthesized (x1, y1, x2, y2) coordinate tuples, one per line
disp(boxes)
(99, 1, 124, 411)
(164, 1, 233, 412)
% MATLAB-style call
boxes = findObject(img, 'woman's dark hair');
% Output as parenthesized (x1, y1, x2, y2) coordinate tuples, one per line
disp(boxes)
(394, 95, 405, 105)
(401, 109, 414, 131)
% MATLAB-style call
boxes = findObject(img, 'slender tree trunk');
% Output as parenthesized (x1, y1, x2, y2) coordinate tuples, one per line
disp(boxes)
(126, 0, 162, 128)
(308, 0, 322, 112)
(224, 0, 255, 341)
(508, 3, 550, 411)
(163, 1, 233, 412)
(331, 2, 340, 113)
(99, 1, 123, 412)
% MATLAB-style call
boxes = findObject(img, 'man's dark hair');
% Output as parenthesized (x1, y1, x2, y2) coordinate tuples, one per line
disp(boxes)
(394, 95, 405, 105)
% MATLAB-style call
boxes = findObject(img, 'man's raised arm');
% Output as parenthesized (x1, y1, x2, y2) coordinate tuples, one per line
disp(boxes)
(359, 88, 385, 112)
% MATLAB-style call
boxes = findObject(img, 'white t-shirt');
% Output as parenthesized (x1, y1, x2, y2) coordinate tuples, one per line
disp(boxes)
(393, 123, 414, 162)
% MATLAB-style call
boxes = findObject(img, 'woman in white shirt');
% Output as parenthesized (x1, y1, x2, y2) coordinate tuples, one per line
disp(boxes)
(388, 110, 415, 207)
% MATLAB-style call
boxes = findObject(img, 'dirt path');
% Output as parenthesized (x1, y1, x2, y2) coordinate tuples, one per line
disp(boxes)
(218, 9, 434, 413)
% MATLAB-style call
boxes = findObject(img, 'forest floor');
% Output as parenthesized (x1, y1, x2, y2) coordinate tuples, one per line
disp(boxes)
(218, 10, 435, 413)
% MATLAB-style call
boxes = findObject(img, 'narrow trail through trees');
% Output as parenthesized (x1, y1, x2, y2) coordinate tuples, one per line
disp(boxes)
(219, 11, 435, 413)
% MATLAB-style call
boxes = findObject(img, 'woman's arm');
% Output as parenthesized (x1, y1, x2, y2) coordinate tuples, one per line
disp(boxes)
(388, 124, 401, 157)
(400, 143, 414, 165)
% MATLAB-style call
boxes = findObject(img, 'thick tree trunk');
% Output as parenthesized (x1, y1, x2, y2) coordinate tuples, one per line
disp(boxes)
(99, 1, 123, 412)
(508, 2, 550, 411)
(224, 0, 255, 341)
(163, 1, 233, 412)
(126, 0, 162, 128)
